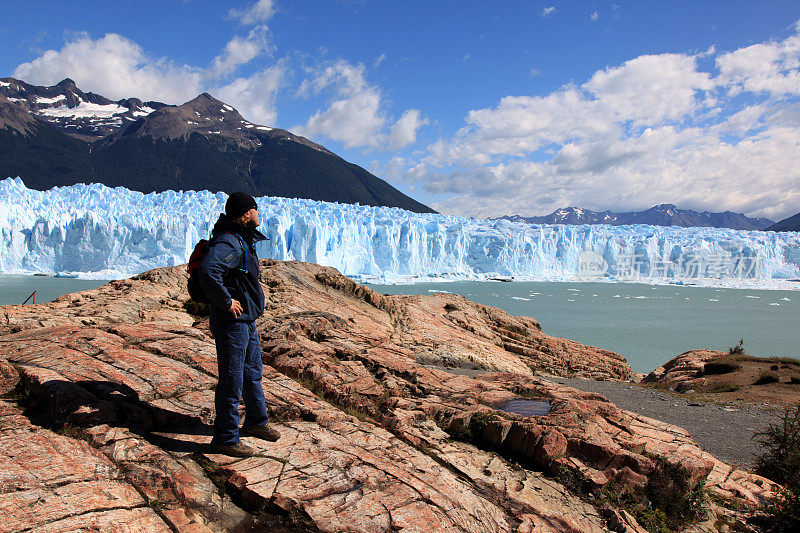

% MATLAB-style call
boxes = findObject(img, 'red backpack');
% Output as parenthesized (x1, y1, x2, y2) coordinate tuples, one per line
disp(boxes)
(186, 233, 246, 303)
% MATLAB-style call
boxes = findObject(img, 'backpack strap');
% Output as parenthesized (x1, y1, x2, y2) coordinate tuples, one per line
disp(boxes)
(229, 232, 248, 273)
(215, 232, 248, 273)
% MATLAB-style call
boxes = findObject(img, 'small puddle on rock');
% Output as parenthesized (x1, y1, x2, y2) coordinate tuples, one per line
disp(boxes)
(498, 399, 551, 417)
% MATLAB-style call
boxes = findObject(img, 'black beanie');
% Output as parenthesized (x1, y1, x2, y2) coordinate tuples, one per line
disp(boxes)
(225, 192, 258, 219)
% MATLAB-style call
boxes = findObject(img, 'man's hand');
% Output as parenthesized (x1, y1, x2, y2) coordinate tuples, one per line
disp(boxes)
(229, 299, 243, 317)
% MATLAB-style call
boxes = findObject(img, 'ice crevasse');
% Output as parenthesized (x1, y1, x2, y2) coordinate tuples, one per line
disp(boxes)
(1, 177, 799, 286)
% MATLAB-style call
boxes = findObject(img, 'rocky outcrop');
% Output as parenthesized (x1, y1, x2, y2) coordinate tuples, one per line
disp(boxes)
(644, 348, 800, 406)
(643, 349, 725, 392)
(0, 261, 780, 531)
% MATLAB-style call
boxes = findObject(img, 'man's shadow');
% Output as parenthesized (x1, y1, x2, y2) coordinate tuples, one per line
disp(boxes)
(24, 378, 218, 454)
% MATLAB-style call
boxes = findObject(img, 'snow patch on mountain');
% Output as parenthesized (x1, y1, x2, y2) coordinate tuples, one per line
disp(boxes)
(35, 95, 67, 105)
(131, 107, 155, 117)
(38, 100, 130, 119)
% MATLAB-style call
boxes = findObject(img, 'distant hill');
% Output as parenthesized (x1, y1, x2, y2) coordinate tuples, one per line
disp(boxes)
(0, 77, 434, 213)
(766, 212, 800, 232)
(496, 204, 774, 230)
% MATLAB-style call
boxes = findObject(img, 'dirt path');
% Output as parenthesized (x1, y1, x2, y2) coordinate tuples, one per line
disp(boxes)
(542, 377, 782, 470)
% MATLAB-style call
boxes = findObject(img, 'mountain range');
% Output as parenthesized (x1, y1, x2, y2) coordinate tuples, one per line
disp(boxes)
(496, 204, 776, 230)
(0, 77, 434, 213)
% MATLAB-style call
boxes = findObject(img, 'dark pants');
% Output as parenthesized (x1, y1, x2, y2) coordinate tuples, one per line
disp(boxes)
(209, 316, 268, 445)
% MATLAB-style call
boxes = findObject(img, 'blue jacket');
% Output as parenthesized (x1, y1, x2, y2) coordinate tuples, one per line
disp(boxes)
(199, 214, 266, 323)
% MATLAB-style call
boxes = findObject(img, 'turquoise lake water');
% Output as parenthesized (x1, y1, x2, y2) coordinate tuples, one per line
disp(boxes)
(366, 281, 800, 373)
(1, 275, 797, 373)
(0, 275, 106, 306)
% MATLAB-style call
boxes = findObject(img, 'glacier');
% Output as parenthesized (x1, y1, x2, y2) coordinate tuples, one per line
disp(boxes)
(1, 177, 799, 288)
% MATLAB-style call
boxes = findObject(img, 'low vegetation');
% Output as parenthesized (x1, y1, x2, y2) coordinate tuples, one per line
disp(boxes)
(755, 372, 781, 385)
(755, 404, 800, 532)
(589, 457, 707, 533)
(710, 383, 740, 393)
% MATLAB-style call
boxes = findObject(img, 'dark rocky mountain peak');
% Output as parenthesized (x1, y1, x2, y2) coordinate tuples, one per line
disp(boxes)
(192, 92, 222, 104)
(118, 91, 250, 145)
(181, 92, 231, 115)
(0, 77, 434, 213)
(650, 203, 677, 213)
(766, 211, 800, 232)
(55, 78, 77, 90)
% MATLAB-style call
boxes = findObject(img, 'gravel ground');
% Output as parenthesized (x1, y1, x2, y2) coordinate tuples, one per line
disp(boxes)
(542, 377, 782, 470)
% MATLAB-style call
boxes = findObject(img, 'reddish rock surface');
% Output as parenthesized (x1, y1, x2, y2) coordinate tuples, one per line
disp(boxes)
(644, 349, 725, 392)
(0, 261, 781, 532)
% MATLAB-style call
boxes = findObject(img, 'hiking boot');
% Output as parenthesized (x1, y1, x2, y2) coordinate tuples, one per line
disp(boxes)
(211, 441, 254, 457)
(242, 424, 281, 441)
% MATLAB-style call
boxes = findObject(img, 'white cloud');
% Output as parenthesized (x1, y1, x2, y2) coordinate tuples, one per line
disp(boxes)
(14, 32, 204, 103)
(541, 7, 556, 18)
(426, 118, 800, 220)
(229, 0, 276, 26)
(404, 25, 800, 221)
(294, 59, 426, 151)
(389, 109, 427, 149)
(583, 53, 714, 124)
(716, 28, 800, 97)
(374, 53, 386, 67)
(13, 29, 284, 124)
(208, 26, 272, 79)
(215, 63, 285, 125)
(591, 11, 599, 21)
(293, 60, 385, 148)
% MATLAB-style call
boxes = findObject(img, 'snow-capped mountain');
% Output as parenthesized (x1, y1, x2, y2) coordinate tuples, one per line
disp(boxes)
(0, 77, 166, 140)
(0, 77, 434, 213)
(496, 204, 774, 231)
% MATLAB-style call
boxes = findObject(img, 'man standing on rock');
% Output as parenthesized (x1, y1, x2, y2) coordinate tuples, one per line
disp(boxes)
(199, 192, 280, 457)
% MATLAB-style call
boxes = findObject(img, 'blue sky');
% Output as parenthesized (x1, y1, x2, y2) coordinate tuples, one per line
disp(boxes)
(2, 1, 800, 220)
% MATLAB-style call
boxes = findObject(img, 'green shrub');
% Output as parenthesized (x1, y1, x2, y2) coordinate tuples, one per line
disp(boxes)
(644, 461, 707, 527)
(755, 372, 780, 385)
(768, 489, 800, 532)
(729, 339, 746, 355)
(711, 383, 740, 393)
(755, 404, 800, 532)
(756, 404, 800, 488)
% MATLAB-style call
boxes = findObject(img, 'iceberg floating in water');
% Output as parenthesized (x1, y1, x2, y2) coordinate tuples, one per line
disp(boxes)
(1, 177, 799, 287)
